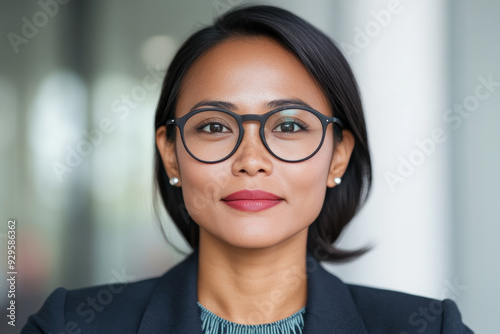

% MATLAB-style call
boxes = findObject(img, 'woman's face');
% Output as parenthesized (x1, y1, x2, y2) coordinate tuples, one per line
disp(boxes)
(157, 36, 353, 250)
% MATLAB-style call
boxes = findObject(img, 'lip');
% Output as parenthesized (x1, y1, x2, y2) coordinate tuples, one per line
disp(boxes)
(221, 190, 284, 212)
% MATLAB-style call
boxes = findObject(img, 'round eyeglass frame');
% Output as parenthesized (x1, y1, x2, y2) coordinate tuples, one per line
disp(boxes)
(166, 105, 344, 164)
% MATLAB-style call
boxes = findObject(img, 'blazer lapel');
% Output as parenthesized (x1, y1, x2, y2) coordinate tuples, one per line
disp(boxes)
(302, 253, 368, 334)
(138, 251, 203, 334)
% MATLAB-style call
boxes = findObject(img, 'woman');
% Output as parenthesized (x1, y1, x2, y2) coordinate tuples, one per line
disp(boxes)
(23, 5, 472, 333)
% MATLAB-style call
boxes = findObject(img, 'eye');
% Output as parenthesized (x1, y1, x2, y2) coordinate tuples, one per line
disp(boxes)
(198, 122, 231, 133)
(273, 120, 307, 133)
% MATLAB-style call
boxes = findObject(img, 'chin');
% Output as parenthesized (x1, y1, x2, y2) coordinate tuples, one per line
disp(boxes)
(225, 237, 286, 250)
(221, 226, 301, 250)
(199, 215, 308, 250)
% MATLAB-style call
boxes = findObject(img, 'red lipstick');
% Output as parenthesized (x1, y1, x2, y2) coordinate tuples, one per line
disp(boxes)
(221, 190, 283, 212)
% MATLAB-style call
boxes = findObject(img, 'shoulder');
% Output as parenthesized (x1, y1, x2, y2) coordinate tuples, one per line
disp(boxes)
(346, 283, 473, 333)
(22, 252, 199, 334)
(22, 276, 159, 333)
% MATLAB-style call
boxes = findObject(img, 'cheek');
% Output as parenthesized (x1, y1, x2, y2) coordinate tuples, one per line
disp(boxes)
(177, 147, 230, 216)
(299, 134, 334, 188)
(278, 142, 334, 221)
(286, 161, 329, 200)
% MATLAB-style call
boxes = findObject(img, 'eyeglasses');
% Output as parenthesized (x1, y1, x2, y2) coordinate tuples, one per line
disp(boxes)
(166, 106, 344, 163)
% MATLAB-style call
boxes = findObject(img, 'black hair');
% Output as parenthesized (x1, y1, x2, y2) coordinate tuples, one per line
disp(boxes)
(153, 5, 372, 262)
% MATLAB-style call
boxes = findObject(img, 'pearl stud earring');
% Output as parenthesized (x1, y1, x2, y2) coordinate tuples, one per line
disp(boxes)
(334, 177, 342, 185)
(169, 177, 179, 186)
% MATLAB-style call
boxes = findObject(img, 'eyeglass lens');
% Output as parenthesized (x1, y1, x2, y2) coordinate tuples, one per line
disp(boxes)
(181, 108, 325, 162)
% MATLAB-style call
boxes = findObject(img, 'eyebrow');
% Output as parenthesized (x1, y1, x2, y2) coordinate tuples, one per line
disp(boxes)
(189, 98, 313, 112)
(267, 98, 312, 109)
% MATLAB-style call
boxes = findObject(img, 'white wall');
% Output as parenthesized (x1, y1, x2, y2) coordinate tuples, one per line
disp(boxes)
(450, 1, 500, 331)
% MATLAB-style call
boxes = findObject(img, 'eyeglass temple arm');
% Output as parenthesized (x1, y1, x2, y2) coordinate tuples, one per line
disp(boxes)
(328, 117, 344, 129)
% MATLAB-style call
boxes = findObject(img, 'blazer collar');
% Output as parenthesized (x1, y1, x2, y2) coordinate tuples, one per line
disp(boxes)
(138, 251, 201, 333)
(138, 251, 367, 334)
(302, 254, 368, 333)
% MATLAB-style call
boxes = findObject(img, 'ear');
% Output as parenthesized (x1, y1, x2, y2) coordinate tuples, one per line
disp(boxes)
(156, 125, 181, 187)
(326, 130, 355, 188)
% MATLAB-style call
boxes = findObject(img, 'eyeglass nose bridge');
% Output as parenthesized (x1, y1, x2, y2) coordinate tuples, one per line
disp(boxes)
(238, 114, 267, 122)
(232, 113, 270, 157)
(237, 113, 269, 134)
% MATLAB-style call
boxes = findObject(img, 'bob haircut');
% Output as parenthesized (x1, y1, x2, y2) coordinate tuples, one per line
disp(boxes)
(153, 5, 372, 262)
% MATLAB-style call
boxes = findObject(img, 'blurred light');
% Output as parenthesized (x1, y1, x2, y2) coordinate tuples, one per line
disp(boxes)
(29, 71, 87, 194)
(0, 78, 17, 152)
(90, 73, 143, 203)
(141, 35, 177, 70)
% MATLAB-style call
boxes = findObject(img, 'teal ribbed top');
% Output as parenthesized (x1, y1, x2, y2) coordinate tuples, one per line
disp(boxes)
(198, 302, 306, 334)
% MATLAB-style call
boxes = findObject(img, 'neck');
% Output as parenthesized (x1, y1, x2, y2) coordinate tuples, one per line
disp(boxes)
(197, 228, 308, 325)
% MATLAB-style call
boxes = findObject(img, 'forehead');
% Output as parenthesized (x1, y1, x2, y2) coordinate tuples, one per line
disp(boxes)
(176, 36, 330, 116)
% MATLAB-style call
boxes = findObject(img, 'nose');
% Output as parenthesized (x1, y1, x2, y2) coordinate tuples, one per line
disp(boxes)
(231, 122, 273, 176)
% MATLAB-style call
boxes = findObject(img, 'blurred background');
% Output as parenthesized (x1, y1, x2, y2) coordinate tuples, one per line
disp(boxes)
(1, 0, 498, 332)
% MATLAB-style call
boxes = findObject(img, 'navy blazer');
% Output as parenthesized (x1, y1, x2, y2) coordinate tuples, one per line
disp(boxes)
(22, 251, 473, 333)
